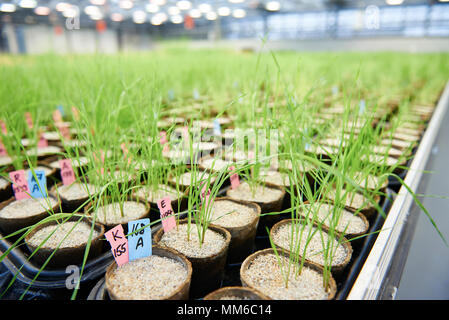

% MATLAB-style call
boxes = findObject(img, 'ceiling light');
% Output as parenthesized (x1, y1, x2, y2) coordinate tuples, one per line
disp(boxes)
(153, 0, 166, 5)
(62, 6, 79, 18)
(206, 11, 217, 20)
(119, 0, 133, 10)
(218, 6, 230, 16)
(232, 8, 246, 18)
(34, 6, 51, 15)
(84, 5, 101, 16)
(168, 6, 180, 15)
(146, 3, 159, 13)
(265, 1, 280, 11)
(0, 3, 16, 13)
(90, 0, 106, 5)
(385, 0, 404, 5)
(189, 8, 201, 18)
(20, 0, 37, 9)
(228, 0, 244, 3)
(111, 13, 123, 22)
(55, 2, 70, 12)
(133, 10, 146, 23)
(199, 3, 212, 13)
(177, 0, 192, 10)
(170, 14, 183, 24)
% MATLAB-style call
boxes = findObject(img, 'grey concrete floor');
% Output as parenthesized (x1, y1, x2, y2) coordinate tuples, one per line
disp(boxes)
(396, 106, 449, 299)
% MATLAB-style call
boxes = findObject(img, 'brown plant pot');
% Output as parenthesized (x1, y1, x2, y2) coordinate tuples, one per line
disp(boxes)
(24, 216, 105, 268)
(105, 245, 193, 300)
(84, 195, 150, 231)
(269, 219, 353, 277)
(49, 182, 98, 213)
(203, 286, 270, 300)
(153, 218, 231, 298)
(226, 182, 285, 236)
(0, 195, 61, 235)
(240, 248, 337, 300)
(203, 197, 260, 264)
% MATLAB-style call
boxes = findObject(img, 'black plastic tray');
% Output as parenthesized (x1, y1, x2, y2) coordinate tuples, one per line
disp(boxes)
(87, 188, 394, 300)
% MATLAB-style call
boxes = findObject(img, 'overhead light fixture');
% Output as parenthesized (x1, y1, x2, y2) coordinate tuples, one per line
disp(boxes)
(84, 5, 101, 16)
(189, 8, 201, 18)
(62, 6, 79, 18)
(199, 3, 212, 13)
(385, 0, 404, 5)
(153, 0, 166, 5)
(206, 11, 217, 20)
(218, 6, 230, 16)
(177, 0, 192, 10)
(34, 6, 51, 15)
(232, 8, 246, 18)
(20, 0, 37, 9)
(0, 3, 16, 13)
(119, 0, 134, 10)
(111, 13, 124, 22)
(170, 14, 183, 24)
(146, 3, 159, 13)
(133, 10, 147, 23)
(90, 0, 106, 5)
(55, 2, 71, 12)
(168, 6, 180, 15)
(265, 1, 280, 11)
(228, 0, 245, 3)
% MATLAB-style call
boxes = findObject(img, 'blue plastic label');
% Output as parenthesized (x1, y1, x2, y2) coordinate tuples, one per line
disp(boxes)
(28, 170, 47, 198)
(127, 218, 152, 261)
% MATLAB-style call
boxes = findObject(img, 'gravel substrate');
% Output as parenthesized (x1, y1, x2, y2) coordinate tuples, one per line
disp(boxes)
(352, 172, 387, 190)
(227, 182, 283, 203)
(56, 183, 98, 201)
(210, 200, 257, 228)
(200, 157, 232, 172)
(26, 146, 62, 157)
(271, 221, 348, 267)
(27, 220, 100, 249)
(0, 156, 12, 167)
(49, 157, 89, 169)
(93, 201, 147, 225)
(0, 177, 9, 189)
(134, 184, 181, 203)
(325, 188, 373, 210)
(0, 197, 58, 218)
(258, 170, 291, 187)
(171, 171, 216, 187)
(242, 252, 329, 300)
(107, 255, 188, 300)
(299, 203, 366, 235)
(159, 223, 227, 258)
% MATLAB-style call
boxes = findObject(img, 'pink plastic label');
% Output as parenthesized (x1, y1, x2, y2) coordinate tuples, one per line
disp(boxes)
(52, 110, 63, 123)
(229, 166, 240, 189)
(200, 182, 211, 210)
(37, 133, 48, 148)
(0, 120, 7, 135)
(9, 170, 31, 200)
(159, 131, 169, 153)
(182, 126, 189, 146)
(105, 225, 129, 267)
(24, 112, 33, 129)
(57, 124, 71, 140)
(157, 196, 176, 232)
(71, 106, 80, 121)
(0, 140, 7, 157)
(59, 159, 76, 185)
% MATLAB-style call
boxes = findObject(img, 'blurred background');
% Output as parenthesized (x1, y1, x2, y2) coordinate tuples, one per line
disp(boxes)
(0, 0, 448, 54)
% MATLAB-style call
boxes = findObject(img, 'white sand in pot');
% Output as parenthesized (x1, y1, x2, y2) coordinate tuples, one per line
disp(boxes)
(134, 184, 181, 203)
(107, 255, 188, 300)
(0, 156, 13, 167)
(26, 146, 62, 157)
(242, 252, 329, 300)
(0, 197, 58, 219)
(27, 220, 100, 249)
(199, 157, 232, 173)
(299, 203, 367, 235)
(93, 201, 147, 225)
(49, 157, 89, 170)
(271, 221, 349, 267)
(170, 171, 216, 188)
(351, 172, 387, 191)
(0, 177, 9, 189)
(210, 200, 258, 228)
(227, 182, 283, 204)
(55, 183, 98, 202)
(325, 188, 375, 211)
(258, 170, 291, 188)
(159, 223, 226, 259)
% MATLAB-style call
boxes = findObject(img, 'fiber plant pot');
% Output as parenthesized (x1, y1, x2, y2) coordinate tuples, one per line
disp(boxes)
(84, 196, 150, 231)
(46, 156, 90, 178)
(350, 172, 389, 194)
(105, 245, 192, 300)
(269, 219, 353, 277)
(24, 216, 105, 268)
(0, 177, 12, 202)
(203, 286, 269, 300)
(167, 170, 217, 194)
(296, 202, 369, 241)
(226, 181, 285, 236)
(198, 156, 233, 175)
(50, 182, 99, 213)
(132, 183, 188, 222)
(24, 163, 58, 181)
(205, 197, 260, 264)
(154, 218, 231, 298)
(25, 145, 63, 161)
(191, 141, 222, 160)
(0, 195, 60, 235)
(323, 188, 381, 219)
(240, 248, 337, 300)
